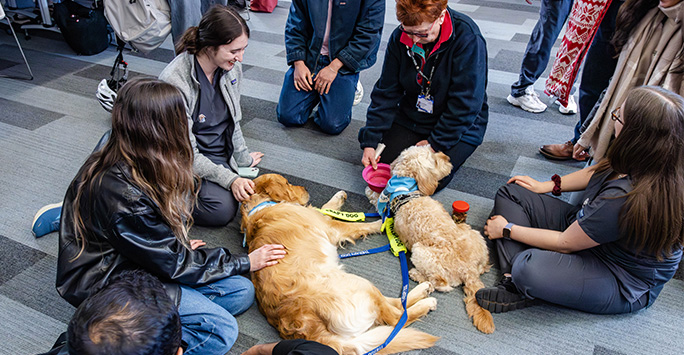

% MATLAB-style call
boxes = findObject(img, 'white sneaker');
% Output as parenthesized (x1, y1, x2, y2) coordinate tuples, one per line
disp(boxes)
(507, 86, 547, 113)
(353, 81, 363, 106)
(556, 95, 577, 115)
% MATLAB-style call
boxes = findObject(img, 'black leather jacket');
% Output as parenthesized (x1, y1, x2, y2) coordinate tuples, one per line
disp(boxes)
(56, 161, 250, 307)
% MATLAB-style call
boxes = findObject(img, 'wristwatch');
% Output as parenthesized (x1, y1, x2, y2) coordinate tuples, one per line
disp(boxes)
(502, 223, 514, 240)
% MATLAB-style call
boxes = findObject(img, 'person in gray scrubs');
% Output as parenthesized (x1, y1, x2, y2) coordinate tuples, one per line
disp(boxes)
(477, 86, 684, 315)
(160, 5, 262, 226)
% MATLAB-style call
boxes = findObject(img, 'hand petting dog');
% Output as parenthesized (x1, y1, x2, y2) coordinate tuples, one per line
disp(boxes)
(249, 244, 287, 271)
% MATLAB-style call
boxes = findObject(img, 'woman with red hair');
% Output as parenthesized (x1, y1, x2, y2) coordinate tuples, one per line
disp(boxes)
(359, 0, 488, 191)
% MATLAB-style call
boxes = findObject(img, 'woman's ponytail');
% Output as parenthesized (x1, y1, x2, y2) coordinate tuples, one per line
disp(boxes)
(175, 26, 200, 54)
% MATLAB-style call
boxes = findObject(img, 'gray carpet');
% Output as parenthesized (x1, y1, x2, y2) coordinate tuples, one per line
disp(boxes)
(0, 1, 682, 354)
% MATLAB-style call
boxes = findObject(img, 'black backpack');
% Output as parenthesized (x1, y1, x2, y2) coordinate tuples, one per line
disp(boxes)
(53, 0, 109, 55)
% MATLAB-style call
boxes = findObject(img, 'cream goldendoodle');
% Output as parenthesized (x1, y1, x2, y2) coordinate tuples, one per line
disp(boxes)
(366, 145, 495, 334)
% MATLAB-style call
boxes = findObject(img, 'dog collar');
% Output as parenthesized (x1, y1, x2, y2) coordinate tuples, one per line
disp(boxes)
(248, 201, 277, 216)
(377, 176, 418, 216)
(244, 201, 278, 248)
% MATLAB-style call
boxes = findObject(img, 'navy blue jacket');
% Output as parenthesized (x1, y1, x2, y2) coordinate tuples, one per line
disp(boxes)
(359, 8, 489, 152)
(284, 0, 385, 74)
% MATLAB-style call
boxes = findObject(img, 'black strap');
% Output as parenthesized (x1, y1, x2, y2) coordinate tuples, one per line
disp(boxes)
(108, 37, 128, 91)
(389, 192, 422, 216)
(406, 46, 440, 96)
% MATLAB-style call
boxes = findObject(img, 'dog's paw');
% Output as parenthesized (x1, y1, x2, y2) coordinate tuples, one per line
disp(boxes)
(333, 190, 347, 202)
(429, 276, 453, 293)
(414, 281, 435, 296)
(434, 284, 454, 293)
(364, 187, 379, 207)
(422, 297, 438, 311)
(409, 268, 427, 284)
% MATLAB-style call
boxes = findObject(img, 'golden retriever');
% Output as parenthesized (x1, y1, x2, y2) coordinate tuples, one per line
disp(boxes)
(366, 146, 495, 334)
(240, 174, 440, 354)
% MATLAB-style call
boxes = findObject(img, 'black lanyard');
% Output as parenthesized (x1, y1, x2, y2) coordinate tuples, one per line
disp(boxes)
(406, 46, 439, 97)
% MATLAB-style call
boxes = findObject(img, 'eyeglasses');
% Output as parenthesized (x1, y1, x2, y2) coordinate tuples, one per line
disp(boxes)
(400, 17, 438, 38)
(611, 106, 623, 124)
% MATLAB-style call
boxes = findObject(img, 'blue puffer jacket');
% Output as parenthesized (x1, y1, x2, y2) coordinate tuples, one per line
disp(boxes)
(284, 0, 385, 74)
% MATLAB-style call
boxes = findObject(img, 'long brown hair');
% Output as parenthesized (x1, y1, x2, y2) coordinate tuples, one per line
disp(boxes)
(175, 5, 250, 55)
(71, 78, 197, 258)
(612, 0, 684, 72)
(595, 86, 684, 259)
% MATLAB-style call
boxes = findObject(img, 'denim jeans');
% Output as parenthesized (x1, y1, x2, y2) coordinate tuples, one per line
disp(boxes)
(169, 0, 229, 46)
(276, 55, 359, 135)
(573, 0, 623, 143)
(511, 0, 574, 97)
(178, 275, 255, 355)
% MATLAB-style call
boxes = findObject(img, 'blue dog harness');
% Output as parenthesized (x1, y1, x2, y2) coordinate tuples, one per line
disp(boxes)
(377, 176, 419, 219)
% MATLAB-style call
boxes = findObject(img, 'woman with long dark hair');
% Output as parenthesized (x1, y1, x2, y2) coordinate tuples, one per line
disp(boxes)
(56, 78, 285, 354)
(478, 86, 684, 314)
(160, 5, 263, 227)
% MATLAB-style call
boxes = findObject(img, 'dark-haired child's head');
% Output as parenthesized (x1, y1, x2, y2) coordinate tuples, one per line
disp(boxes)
(68, 270, 182, 355)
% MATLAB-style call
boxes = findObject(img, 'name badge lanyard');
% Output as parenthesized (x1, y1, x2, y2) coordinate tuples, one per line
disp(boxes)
(407, 46, 439, 113)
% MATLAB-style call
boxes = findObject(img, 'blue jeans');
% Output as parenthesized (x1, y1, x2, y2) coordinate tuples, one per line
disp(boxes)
(168, 0, 228, 46)
(573, 0, 623, 143)
(276, 56, 358, 135)
(511, 0, 574, 97)
(178, 275, 255, 355)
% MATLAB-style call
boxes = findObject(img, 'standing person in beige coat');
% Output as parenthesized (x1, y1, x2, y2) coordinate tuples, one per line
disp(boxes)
(574, 0, 684, 161)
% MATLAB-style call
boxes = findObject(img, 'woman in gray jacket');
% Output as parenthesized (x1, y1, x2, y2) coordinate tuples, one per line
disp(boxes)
(159, 5, 262, 226)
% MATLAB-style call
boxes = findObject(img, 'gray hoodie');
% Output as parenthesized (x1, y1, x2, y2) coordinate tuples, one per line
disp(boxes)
(159, 51, 253, 190)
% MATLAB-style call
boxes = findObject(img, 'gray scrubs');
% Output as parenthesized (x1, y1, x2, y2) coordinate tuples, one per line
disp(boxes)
(191, 58, 238, 226)
(491, 169, 682, 314)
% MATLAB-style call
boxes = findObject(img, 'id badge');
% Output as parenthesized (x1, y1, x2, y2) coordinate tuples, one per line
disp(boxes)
(416, 94, 434, 114)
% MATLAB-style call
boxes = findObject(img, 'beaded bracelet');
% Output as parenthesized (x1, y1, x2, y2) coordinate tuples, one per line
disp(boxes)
(551, 174, 561, 196)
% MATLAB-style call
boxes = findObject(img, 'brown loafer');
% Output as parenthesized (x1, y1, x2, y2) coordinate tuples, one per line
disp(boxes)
(539, 141, 589, 161)
(539, 141, 573, 160)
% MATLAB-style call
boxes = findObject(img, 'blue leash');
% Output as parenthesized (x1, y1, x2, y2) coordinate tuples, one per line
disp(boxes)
(338, 244, 389, 258)
(365, 251, 409, 355)
(339, 235, 409, 354)
(326, 207, 409, 354)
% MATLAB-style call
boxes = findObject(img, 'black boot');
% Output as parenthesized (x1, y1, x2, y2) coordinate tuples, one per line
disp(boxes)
(476, 275, 538, 313)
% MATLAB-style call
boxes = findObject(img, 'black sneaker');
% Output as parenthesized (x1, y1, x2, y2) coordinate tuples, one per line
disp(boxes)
(476, 276, 538, 313)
